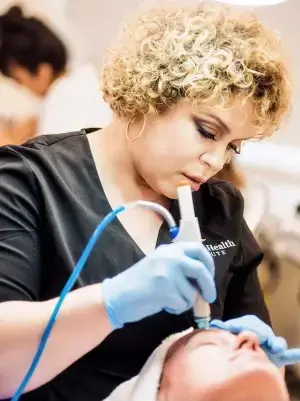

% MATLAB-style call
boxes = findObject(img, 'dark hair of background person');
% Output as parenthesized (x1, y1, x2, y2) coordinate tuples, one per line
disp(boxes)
(0, 5, 68, 76)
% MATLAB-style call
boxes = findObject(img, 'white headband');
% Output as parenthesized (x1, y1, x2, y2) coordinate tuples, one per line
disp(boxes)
(104, 328, 193, 401)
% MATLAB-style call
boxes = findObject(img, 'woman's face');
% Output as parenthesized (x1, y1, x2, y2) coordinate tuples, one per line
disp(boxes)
(128, 99, 261, 199)
(8, 63, 54, 97)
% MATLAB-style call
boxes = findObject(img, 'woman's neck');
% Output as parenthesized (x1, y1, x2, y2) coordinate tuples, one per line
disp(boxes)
(94, 121, 169, 208)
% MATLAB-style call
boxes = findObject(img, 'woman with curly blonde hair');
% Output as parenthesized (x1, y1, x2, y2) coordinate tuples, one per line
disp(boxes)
(0, 2, 292, 400)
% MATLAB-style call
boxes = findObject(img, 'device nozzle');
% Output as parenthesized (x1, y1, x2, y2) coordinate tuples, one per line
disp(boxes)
(177, 180, 190, 188)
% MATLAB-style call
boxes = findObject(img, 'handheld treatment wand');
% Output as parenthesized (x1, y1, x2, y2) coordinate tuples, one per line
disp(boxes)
(174, 181, 211, 329)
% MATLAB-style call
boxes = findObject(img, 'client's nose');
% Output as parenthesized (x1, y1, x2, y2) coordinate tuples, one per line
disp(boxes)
(234, 331, 260, 351)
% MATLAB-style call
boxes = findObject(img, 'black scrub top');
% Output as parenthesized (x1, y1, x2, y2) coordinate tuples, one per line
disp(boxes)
(0, 129, 270, 401)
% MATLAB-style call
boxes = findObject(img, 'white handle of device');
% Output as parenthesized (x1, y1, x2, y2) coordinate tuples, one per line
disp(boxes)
(174, 183, 211, 328)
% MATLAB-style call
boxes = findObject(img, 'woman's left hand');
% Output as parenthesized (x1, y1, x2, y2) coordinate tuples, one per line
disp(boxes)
(209, 315, 300, 367)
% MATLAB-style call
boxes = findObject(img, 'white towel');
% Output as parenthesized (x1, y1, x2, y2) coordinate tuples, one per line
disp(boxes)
(104, 328, 193, 401)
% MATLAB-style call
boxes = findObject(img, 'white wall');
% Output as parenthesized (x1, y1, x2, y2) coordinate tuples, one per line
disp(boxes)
(238, 140, 300, 230)
(255, 0, 300, 147)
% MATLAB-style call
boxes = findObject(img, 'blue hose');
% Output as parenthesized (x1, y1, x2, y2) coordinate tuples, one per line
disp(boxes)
(11, 206, 125, 401)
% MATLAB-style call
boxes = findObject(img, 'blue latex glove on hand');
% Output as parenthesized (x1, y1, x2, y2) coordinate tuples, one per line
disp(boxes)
(102, 242, 216, 329)
(271, 348, 300, 367)
(210, 315, 300, 367)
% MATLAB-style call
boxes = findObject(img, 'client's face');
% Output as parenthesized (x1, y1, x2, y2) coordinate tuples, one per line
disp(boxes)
(158, 329, 289, 401)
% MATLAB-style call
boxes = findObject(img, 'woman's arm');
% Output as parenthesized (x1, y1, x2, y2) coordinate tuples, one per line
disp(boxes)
(0, 149, 113, 397)
(0, 284, 113, 398)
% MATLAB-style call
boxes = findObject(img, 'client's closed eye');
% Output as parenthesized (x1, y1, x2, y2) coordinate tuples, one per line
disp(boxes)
(186, 334, 230, 351)
(197, 342, 219, 348)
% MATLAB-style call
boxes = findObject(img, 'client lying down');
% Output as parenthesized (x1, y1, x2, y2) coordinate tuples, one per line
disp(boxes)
(106, 327, 289, 401)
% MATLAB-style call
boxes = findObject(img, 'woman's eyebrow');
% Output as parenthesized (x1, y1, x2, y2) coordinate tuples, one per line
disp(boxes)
(202, 113, 230, 134)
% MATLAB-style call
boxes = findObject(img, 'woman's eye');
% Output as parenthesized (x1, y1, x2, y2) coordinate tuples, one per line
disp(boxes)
(196, 121, 243, 155)
(228, 144, 241, 155)
(196, 124, 216, 141)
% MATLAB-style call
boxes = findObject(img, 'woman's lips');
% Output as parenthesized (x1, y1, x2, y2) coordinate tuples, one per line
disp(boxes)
(183, 174, 206, 191)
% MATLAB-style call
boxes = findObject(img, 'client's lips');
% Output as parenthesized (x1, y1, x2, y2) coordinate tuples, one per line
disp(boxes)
(183, 174, 207, 191)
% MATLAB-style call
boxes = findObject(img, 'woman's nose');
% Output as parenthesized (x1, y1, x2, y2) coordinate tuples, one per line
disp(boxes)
(200, 148, 227, 172)
(234, 331, 260, 351)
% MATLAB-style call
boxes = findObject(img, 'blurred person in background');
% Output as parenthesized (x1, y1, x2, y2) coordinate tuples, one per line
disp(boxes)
(0, 5, 112, 137)
(0, 115, 37, 146)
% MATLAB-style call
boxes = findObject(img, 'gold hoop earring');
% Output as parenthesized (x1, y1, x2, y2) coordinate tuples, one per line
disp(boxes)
(125, 115, 146, 142)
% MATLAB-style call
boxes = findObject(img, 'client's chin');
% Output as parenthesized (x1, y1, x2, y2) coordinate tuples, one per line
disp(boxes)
(196, 364, 288, 401)
(158, 360, 289, 401)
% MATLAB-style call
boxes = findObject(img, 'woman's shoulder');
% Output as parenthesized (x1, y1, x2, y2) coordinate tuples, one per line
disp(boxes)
(203, 177, 244, 215)
(192, 178, 245, 241)
(0, 129, 99, 198)
(15, 129, 87, 151)
(208, 177, 242, 195)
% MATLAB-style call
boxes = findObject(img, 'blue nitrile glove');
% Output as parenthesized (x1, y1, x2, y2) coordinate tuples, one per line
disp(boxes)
(102, 242, 216, 330)
(270, 348, 300, 367)
(210, 315, 295, 367)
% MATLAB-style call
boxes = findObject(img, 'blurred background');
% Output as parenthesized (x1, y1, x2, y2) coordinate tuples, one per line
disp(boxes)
(0, 0, 300, 398)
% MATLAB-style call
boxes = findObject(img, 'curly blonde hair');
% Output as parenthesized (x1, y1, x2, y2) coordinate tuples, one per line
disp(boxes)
(102, 1, 291, 136)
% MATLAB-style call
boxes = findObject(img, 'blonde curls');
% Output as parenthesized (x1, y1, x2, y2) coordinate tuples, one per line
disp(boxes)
(102, 1, 291, 136)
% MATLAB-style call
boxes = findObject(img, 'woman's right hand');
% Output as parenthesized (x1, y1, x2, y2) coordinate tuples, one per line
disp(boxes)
(101, 242, 216, 329)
